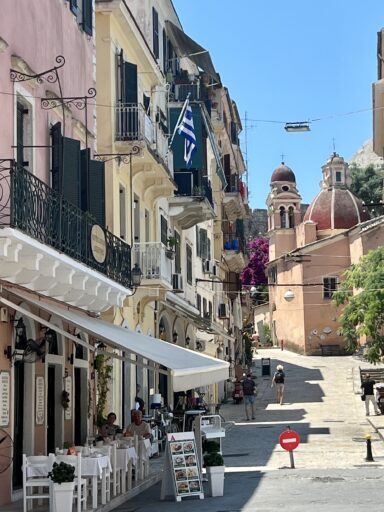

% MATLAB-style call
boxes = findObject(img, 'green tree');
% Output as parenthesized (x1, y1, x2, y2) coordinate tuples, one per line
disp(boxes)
(333, 247, 384, 362)
(349, 164, 384, 217)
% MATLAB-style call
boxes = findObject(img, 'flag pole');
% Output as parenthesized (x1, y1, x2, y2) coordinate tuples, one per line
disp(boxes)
(167, 92, 191, 150)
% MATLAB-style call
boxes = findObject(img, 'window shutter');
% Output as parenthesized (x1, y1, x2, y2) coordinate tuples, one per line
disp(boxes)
(208, 238, 211, 261)
(186, 244, 192, 284)
(82, 0, 92, 36)
(152, 7, 159, 59)
(80, 149, 106, 226)
(162, 29, 167, 72)
(51, 122, 63, 193)
(62, 137, 81, 207)
(175, 231, 181, 273)
(123, 62, 138, 104)
(160, 215, 168, 245)
(16, 103, 25, 167)
(196, 227, 200, 257)
(230, 122, 238, 145)
(69, 0, 78, 15)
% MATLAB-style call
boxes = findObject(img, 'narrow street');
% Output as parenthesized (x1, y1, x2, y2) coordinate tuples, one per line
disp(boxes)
(114, 349, 384, 511)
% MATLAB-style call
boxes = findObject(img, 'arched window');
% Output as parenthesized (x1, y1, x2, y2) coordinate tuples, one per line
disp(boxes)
(288, 206, 294, 228)
(279, 206, 286, 228)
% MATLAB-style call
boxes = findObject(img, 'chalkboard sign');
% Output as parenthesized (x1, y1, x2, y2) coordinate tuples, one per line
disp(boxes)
(160, 431, 204, 501)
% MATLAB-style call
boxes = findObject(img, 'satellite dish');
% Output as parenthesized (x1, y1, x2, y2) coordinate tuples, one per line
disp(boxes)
(323, 327, 332, 334)
(0, 429, 13, 473)
(312, 329, 318, 336)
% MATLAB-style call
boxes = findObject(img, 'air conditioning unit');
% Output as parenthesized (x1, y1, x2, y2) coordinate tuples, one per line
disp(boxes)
(203, 260, 217, 276)
(218, 303, 228, 318)
(172, 273, 183, 292)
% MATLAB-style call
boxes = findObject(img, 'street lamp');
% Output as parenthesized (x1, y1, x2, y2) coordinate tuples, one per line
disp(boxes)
(131, 263, 143, 291)
(284, 290, 295, 302)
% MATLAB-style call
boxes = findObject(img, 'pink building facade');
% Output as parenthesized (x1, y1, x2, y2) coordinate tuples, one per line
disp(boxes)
(266, 154, 384, 355)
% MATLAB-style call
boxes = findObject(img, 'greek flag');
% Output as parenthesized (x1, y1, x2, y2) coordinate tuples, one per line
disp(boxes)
(177, 102, 196, 168)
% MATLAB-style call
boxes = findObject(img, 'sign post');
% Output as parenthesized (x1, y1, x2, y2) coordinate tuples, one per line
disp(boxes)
(279, 427, 300, 469)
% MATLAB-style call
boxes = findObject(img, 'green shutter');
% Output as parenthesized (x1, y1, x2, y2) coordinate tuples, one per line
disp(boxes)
(51, 122, 63, 193)
(123, 62, 138, 104)
(81, 149, 105, 226)
(82, 0, 92, 36)
(62, 137, 81, 207)
(196, 226, 200, 257)
(170, 106, 204, 170)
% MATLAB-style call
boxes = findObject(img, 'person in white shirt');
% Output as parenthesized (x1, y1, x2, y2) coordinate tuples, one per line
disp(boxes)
(124, 410, 151, 439)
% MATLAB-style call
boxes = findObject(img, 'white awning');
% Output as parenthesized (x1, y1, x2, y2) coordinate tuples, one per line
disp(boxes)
(2, 290, 229, 391)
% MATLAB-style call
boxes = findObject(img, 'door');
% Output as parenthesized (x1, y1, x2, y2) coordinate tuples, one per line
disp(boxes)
(12, 362, 24, 488)
(47, 366, 56, 454)
(74, 367, 87, 445)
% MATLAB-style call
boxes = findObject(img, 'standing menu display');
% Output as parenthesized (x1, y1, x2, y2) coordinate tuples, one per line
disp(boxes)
(160, 432, 204, 501)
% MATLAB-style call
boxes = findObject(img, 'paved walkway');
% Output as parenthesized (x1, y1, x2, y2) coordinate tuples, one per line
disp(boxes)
(112, 348, 384, 511)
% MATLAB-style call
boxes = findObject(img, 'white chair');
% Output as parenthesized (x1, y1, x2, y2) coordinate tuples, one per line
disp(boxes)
(56, 453, 87, 511)
(22, 454, 55, 512)
(97, 445, 114, 500)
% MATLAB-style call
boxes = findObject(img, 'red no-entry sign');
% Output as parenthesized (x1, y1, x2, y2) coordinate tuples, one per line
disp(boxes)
(279, 430, 300, 451)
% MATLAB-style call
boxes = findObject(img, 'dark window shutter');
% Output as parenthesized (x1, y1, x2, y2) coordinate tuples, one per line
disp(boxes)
(175, 231, 181, 273)
(123, 62, 138, 104)
(152, 7, 159, 59)
(80, 149, 105, 226)
(88, 158, 106, 227)
(208, 238, 211, 261)
(51, 122, 63, 192)
(62, 137, 81, 207)
(186, 244, 192, 284)
(230, 122, 238, 144)
(196, 294, 201, 312)
(82, 0, 92, 36)
(69, 0, 78, 15)
(162, 29, 167, 72)
(196, 227, 200, 257)
(16, 103, 26, 167)
(160, 215, 168, 245)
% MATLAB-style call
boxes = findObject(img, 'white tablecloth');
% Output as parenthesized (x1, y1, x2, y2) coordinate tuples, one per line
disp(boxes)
(115, 447, 138, 470)
(56, 454, 111, 478)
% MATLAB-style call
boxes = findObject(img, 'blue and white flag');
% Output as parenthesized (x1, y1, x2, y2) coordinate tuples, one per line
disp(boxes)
(177, 102, 196, 168)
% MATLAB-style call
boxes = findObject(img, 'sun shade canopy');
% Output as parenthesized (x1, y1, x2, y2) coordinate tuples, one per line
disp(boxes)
(2, 290, 229, 391)
(165, 21, 220, 84)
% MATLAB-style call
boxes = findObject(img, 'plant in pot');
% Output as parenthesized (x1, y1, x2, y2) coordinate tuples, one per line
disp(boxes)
(165, 236, 178, 259)
(203, 451, 225, 497)
(48, 461, 75, 512)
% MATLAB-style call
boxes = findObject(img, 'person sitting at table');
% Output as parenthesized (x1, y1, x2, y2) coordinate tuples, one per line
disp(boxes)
(99, 412, 121, 438)
(124, 410, 152, 439)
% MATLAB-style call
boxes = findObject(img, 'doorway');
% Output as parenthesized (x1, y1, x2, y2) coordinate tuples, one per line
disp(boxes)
(47, 366, 56, 454)
(12, 362, 24, 488)
(74, 367, 87, 445)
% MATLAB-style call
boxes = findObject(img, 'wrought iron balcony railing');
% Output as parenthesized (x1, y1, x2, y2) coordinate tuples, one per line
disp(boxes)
(115, 102, 155, 144)
(173, 171, 213, 206)
(0, 163, 132, 287)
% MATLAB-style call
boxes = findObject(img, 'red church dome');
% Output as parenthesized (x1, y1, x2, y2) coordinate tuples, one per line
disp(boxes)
(271, 163, 296, 183)
(303, 188, 370, 230)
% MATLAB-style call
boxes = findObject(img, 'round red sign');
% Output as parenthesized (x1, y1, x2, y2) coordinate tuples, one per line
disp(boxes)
(279, 430, 300, 451)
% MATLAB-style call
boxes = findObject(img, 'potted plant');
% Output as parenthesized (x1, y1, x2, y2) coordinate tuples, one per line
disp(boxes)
(48, 461, 75, 512)
(165, 236, 178, 259)
(203, 451, 225, 497)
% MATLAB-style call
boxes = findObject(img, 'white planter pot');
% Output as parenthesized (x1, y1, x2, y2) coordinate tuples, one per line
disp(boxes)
(206, 465, 225, 497)
(53, 482, 75, 512)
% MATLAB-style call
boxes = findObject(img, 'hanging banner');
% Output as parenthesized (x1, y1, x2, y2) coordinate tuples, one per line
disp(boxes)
(0, 371, 10, 427)
(35, 376, 45, 425)
(160, 431, 204, 502)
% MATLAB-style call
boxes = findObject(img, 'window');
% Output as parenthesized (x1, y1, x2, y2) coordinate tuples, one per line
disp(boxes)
(68, 0, 92, 35)
(186, 244, 192, 284)
(279, 206, 286, 228)
(119, 185, 127, 240)
(288, 206, 294, 228)
(282, 185, 290, 192)
(16, 96, 33, 170)
(323, 277, 338, 299)
(335, 171, 342, 182)
(203, 298, 207, 317)
(268, 265, 277, 284)
(175, 231, 181, 273)
(196, 294, 201, 313)
(152, 7, 159, 59)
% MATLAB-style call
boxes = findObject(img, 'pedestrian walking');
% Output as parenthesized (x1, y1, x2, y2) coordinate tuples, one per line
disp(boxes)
(242, 373, 257, 420)
(361, 373, 380, 416)
(271, 364, 285, 405)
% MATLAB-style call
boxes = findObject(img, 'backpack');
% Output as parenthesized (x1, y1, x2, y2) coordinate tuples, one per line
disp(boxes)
(242, 378, 255, 395)
(274, 371, 285, 384)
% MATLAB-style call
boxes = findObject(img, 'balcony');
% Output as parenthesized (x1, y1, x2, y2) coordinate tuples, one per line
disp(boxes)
(168, 172, 215, 229)
(223, 236, 246, 273)
(132, 242, 173, 289)
(223, 175, 248, 222)
(0, 163, 131, 311)
(115, 103, 174, 197)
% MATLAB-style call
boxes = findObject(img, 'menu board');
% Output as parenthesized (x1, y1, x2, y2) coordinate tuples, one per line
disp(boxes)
(161, 432, 204, 501)
(0, 371, 10, 427)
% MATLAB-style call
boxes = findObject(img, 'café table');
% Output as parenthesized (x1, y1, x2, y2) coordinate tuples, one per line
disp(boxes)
(57, 453, 111, 509)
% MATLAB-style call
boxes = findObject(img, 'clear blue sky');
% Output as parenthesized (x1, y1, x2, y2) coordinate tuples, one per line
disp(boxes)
(172, 0, 383, 209)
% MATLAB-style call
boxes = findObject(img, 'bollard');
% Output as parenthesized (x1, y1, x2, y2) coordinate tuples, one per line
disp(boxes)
(365, 434, 374, 462)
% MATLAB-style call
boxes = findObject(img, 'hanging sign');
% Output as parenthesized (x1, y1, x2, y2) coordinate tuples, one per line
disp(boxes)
(90, 225, 107, 263)
(35, 376, 45, 425)
(160, 431, 204, 502)
(64, 376, 72, 420)
(0, 371, 10, 427)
